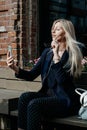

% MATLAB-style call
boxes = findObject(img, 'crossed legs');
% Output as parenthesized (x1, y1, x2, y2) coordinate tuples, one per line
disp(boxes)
(17, 91, 68, 130)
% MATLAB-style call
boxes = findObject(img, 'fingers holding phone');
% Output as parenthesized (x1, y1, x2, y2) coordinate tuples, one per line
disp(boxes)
(7, 46, 14, 68)
(7, 46, 19, 73)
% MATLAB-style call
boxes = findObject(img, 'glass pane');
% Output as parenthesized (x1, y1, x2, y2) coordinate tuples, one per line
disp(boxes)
(49, 0, 67, 4)
(72, 0, 85, 10)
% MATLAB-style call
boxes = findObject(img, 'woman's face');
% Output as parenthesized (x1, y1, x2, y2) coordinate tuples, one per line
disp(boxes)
(51, 22, 65, 42)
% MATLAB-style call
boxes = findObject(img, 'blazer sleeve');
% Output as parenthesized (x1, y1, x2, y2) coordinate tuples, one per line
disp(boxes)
(15, 48, 50, 81)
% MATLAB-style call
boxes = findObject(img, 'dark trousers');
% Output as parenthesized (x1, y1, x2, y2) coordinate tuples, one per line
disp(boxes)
(18, 91, 68, 130)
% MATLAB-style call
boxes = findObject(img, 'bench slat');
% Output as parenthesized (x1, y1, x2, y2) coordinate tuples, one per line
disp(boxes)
(44, 116, 87, 128)
(11, 110, 87, 128)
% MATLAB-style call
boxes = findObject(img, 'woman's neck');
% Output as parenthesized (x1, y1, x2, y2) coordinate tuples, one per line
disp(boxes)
(58, 42, 66, 51)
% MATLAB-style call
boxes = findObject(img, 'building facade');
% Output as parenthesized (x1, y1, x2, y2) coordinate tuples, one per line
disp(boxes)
(0, 0, 87, 68)
(0, 0, 39, 68)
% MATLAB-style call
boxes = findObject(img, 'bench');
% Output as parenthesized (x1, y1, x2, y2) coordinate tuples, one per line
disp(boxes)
(0, 68, 87, 130)
(0, 89, 23, 130)
(9, 72, 87, 130)
(0, 68, 41, 130)
(10, 111, 87, 130)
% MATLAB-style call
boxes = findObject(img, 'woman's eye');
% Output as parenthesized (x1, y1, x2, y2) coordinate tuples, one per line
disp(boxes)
(56, 28, 60, 31)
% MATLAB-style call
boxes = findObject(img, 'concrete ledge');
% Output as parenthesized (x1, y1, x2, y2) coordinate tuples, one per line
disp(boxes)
(0, 67, 41, 91)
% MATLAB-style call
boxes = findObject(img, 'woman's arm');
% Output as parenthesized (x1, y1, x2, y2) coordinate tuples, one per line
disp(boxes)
(7, 51, 41, 81)
(7, 48, 50, 81)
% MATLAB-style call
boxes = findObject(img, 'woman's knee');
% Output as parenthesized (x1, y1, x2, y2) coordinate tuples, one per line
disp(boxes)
(27, 98, 41, 111)
(18, 92, 35, 107)
(18, 92, 28, 103)
(18, 92, 37, 105)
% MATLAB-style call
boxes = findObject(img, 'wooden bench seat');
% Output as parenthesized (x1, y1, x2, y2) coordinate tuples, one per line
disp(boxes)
(10, 110, 87, 129)
(43, 115, 87, 128)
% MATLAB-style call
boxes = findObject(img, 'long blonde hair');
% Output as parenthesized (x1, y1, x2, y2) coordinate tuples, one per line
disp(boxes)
(52, 19, 83, 78)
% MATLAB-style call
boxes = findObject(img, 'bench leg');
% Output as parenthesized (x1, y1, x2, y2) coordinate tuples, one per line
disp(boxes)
(10, 116, 18, 130)
(42, 122, 56, 130)
(0, 115, 11, 130)
(42, 126, 55, 130)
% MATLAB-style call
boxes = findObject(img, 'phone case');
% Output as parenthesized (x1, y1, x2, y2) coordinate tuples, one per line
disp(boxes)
(8, 45, 12, 56)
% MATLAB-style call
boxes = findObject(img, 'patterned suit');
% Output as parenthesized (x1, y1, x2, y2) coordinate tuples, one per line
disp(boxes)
(16, 46, 87, 130)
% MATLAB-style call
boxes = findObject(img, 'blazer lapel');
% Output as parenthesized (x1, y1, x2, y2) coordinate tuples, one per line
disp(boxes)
(42, 49, 53, 77)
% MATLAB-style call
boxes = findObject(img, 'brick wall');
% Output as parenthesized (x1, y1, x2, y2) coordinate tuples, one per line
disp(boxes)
(0, 0, 38, 68)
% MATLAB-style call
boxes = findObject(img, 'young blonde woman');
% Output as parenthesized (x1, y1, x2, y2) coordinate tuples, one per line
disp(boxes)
(7, 19, 87, 130)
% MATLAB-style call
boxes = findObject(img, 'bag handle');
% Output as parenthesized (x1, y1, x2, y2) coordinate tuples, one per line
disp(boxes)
(75, 88, 87, 96)
(80, 91, 87, 105)
(75, 88, 87, 105)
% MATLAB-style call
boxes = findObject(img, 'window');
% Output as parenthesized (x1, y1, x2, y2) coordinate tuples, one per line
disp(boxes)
(49, 0, 87, 45)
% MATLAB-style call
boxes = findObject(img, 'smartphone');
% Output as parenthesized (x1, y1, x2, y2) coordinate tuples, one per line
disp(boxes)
(8, 45, 12, 56)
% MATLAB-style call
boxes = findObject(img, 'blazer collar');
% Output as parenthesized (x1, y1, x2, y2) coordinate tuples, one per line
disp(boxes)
(42, 48, 53, 78)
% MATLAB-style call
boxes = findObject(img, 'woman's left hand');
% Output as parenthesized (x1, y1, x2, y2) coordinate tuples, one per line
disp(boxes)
(82, 57, 87, 65)
(51, 40, 59, 54)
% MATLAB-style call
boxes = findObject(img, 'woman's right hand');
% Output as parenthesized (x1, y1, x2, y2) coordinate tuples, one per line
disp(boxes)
(7, 51, 15, 69)
(7, 52, 19, 74)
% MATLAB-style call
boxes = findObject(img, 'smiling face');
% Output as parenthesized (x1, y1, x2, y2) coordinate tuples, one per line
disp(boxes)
(51, 22, 65, 42)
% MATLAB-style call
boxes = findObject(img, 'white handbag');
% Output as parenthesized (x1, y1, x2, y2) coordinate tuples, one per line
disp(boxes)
(75, 88, 87, 120)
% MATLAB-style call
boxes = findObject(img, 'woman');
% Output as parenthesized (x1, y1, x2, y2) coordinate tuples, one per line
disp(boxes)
(7, 19, 87, 130)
